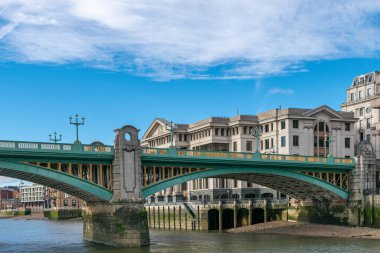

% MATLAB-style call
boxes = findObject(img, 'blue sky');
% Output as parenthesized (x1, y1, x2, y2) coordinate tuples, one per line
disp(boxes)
(1, 1, 380, 185)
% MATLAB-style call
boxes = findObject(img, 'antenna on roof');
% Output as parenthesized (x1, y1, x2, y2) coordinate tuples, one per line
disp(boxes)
(237, 109, 239, 116)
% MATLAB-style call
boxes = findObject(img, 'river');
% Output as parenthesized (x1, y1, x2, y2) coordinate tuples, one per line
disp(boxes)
(1, 219, 380, 252)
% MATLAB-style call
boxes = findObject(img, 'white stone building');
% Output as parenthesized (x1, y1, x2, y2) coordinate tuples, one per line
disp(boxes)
(20, 184, 48, 209)
(142, 106, 356, 200)
(341, 71, 380, 158)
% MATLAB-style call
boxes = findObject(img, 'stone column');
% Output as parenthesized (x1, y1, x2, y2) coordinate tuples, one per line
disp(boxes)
(83, 125, 149, 247)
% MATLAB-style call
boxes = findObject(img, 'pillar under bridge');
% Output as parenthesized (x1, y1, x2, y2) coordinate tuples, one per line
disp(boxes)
(83, 125, 149, 247)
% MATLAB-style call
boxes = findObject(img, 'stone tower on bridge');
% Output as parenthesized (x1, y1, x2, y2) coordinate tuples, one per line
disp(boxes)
(83, 125, 149, 247)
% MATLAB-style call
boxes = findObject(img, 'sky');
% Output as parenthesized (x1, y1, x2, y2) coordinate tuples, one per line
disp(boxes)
(1, 1, 380, 185)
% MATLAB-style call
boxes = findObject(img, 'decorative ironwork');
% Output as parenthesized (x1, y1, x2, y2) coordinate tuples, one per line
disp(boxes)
(49, 132, 62, 143)
(69, 114, 85, 144)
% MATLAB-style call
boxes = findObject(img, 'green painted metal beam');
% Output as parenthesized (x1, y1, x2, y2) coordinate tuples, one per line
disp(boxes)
(0, 160, 113, 202)
(142, 167, 348, 199)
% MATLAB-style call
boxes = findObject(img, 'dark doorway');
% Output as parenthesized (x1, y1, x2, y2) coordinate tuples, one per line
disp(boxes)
(252, 208, 265, 224)
(222, 209, 234, 229)
(208, 209, 219, 230)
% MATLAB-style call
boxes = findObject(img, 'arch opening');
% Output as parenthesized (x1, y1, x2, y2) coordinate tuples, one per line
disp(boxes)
(222, 209, 234, 229)
(237, 208, 249, 227)
(252, 208, 265, 224)
(208, 209, 219, 230)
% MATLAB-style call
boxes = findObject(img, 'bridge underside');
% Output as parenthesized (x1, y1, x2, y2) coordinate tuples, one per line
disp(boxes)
(218, 173, 344, 201)
(0, 160, 112, 203)
(142, 168, 349, 201)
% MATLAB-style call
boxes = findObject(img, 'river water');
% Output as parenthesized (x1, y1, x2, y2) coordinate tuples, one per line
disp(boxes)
(1, 219, 380, 253)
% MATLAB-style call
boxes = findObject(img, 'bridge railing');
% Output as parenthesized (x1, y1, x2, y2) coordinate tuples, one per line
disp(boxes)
(0, 140, 114, 154)
(141, 148, 355, 165)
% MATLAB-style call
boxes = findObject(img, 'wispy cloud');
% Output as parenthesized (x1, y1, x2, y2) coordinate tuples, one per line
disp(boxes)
(1, 0, 380, 80)
(0, 176, 21, 186)
(268, 88, 294, 95)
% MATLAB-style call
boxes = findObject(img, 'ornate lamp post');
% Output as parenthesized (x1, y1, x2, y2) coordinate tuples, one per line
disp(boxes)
(49, 132, 62, 143)
(69, 114, 85, 144)
(251, 126, 262, 153)
(165, 121, 177, 148)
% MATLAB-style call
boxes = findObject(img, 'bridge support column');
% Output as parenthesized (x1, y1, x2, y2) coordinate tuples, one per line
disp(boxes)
(83, 202, 149, 247)
(348, 149, 376, 226)
(84, 125, 149, 247)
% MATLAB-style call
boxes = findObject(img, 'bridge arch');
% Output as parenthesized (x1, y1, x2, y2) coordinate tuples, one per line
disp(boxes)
(0, 160, 112, 203)
(142, 167, 349, 200)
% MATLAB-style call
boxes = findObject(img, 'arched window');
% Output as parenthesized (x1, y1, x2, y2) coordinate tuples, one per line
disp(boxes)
(313, 121, 330, 157)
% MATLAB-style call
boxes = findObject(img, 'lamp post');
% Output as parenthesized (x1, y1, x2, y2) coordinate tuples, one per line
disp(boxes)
(69, 114, 85, 144)
(251, 126, 262, 153)
(327, 133, 335, 157)
(49, 132, 62, 143)
(165, 121, 177, 148)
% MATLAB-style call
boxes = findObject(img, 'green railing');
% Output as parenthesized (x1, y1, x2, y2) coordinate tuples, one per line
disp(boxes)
(0, 140, 114, 154)
(141, 148, 355, 165)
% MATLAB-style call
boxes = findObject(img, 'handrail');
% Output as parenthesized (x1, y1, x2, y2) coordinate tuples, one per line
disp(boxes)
(0, 140, 114, 154)
(141, 147, 355, 165)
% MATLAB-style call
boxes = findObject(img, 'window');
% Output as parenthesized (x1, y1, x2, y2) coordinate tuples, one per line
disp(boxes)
(293, 120, 299, 129)
(232, 128, 235, 135)
(359, 90, 363, 99)
(246, 141, 252, 152)
(345, 123, 350, 131)
(359, 120, 363, 129)
(367, 118, 371, 129)
(221, 128, 225, 136)
(265, 125, 269, 132)
(236, 127, 239, 135)
(293, 135, 299, 146)
(271, 123, 274, 131)
(64, 199, 68, 207)
(345, 138, 350, 148)
(366, 107, 371, 114)
(281, 136, 286, 147)
(233, 141, 237, 152)
(215, 128, 219, 136)
(243, 126, 247, 134)
(271, 138, 274, 148)
(72, 199, 77, 207)
(367, 134, 371, 143)
(260, 140, 263, 151)
(368, 88, 373, 97)
(265, 139, 270, 149)
(360, 108, 364, 116)
(281, 121, 286, 129)
(179, 134, 182, 141)
(350, 93, 354, 101)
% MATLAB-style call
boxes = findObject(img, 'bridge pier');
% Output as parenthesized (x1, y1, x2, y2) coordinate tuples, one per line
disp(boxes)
(83, 202, 149, 247)
(84, 125, 150, 247)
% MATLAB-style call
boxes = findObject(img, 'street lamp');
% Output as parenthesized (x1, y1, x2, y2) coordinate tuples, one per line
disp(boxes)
(69, 114, 85, 144)
(165, 121, 177, 148)
(251, 126, 262, 153)
(326, 133, 335, 157)
(49, 132, 62, 143)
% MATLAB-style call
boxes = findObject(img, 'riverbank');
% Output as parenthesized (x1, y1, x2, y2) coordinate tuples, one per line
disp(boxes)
(227, 220, 380, 239)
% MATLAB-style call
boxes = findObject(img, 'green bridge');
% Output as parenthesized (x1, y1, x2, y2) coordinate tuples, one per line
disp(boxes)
(0, 125, 356, 247)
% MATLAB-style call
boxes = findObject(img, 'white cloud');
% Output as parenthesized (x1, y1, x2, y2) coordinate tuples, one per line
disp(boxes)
(1, 0, 380, 80)
(268, 88, 294, 95)
(0, 176, 21, 186)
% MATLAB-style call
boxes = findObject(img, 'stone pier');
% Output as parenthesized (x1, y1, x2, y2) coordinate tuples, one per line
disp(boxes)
(83, 125, 150, 247)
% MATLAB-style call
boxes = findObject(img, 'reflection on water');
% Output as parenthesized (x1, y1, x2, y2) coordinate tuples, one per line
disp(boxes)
(1, 219, 380, 253)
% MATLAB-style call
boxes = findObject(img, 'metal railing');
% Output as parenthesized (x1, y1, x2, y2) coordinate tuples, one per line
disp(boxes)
(0, 140, 114, 154)
(141, 147, 355, 165)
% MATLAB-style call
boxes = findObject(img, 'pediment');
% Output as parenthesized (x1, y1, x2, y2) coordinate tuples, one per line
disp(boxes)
(142, 119, 168, 140)
(304, 105, 343, 119)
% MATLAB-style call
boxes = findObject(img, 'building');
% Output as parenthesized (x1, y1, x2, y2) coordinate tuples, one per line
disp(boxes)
(49, 189, 84, 209)
(0, 187, 20, 210)
(20, 184, 49, 209)
(341, 71, 380, 158)
(142, 106, 356, 201)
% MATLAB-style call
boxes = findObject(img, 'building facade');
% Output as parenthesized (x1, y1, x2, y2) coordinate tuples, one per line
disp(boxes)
(341, 71, 380, 158)
(20, 184, 49, 209)
(142, 106, 356, 200)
